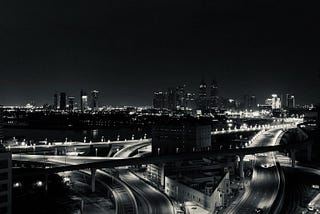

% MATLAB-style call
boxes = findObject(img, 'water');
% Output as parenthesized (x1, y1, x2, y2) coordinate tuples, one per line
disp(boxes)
(4, 128, 149, 142)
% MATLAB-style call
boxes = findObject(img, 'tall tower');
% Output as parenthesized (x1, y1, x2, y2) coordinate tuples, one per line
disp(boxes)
(197, 78, 208, 111)
(0, 106, 4, 142)
(209, 79, 218, 108)
(91, 90, 99, 110)
(176, 85, 186, 109)
(59, 92, 67, 110)
(53, 93, 58, 110)
(167, 87, 177, 110)
(199, 78, 207, 99)
(80, 89, 84, 112)
(68, 96, 75, 111)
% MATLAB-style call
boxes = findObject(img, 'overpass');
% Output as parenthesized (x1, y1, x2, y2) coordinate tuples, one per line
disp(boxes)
(13, 136, 310, 177)
(212, 121, 301, 135)
(7, 138, 151, 154)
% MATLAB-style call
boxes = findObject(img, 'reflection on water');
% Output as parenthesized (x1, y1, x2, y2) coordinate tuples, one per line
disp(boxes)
(4, 128, 148, 142)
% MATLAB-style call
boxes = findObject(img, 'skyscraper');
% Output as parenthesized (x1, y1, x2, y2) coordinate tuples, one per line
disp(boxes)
(243, 95, 257, 110)
(266, 94, 281, 109)
(53, 93, 58, 110)
(176, 85, 186, 109)
(91, 90, 99, 110)
(287, 95, 295, 108)
(81, 94, 89, 112)
(0, 106, 3, 141)
(59, 92, 67, 110)
(167, 87, 177, 110)
(68, 96, 75, 111)
(153, 92, 167, 109)
(80, 89, 84, 111)
(197, 78, 208, 112)
(209, 79, 218, 109)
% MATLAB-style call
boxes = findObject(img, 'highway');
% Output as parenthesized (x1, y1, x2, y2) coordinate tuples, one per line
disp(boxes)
(96, 169, 138, 214)
(118, 170, 174, 214)
(7, 138, 152, 153)
(224, 128, 284, 214)
(112, 141, 175, 214)
(113, 141, 151, 158)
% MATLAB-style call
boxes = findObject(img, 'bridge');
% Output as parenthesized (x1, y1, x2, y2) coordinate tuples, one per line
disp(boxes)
(12, 129, 311, 195)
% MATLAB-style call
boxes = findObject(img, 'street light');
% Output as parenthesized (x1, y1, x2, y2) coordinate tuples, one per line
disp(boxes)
(95, 148, 98, 157)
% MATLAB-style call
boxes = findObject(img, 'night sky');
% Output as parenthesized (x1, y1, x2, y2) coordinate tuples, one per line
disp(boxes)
(1, 0, 320, 106)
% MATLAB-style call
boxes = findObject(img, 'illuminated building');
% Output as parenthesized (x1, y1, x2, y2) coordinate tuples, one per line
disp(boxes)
(197, 78, 208, 112)
(283, 94, 295, 108)
(68, 96, 75, 111)
(53, 93, 58, 110)
(176, 85, 186, 109)
(81, 94, 89, 111)
(153, 92, 167, 109)
(91, 90, 99, 110)
(243, 95, 257, 110)
(165, 172, 230, 213)
(167, 87, 177, 110)
(0, 146, 12, 214)
(209, 79, 219, 109)
(185, 93, 197, 110)
(265, 94, 281, 109)
(59, 92, 67, 110)
(80, 89, 89, 112)
(0, 107, 3, 141)
(152, 117, 211, 156)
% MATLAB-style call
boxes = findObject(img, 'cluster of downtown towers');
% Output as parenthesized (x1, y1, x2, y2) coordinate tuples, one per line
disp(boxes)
(53, 89, 99, 111)
(153, 78, 296, 112)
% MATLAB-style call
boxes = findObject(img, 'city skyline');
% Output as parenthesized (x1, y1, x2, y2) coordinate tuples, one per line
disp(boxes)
(1, 1, 320, 106)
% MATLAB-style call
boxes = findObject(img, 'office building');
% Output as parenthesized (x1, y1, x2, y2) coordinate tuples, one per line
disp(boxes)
(0, 107, 3, 141)
(209, 79, 219, 109)
(176, 85, 186, 109)
(185, 93, 197, 110)
(167, 87, 177, 110)
(53, 93, 58, 110)
(0, 150, 12, 214)
(265, 94, 281, 109)
(81, 94, 89, 112)
(59, 92, 67, 110)
(197, 78, 208, 112)
(152, 117, 211, 156)
(68, 96, 75, 111)
(80, 89, 84, 111)
(91, 90, 99, 110)
(153, 92, 167, 109)
(243, 95, 257, 110)
(283, 94, 295, 108)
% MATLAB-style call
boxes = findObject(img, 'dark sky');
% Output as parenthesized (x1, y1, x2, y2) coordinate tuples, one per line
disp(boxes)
(1, 0, 320, 106)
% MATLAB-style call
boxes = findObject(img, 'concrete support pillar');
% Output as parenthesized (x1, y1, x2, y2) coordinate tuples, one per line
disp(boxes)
(307, 144, 312, 162)
(45, 173, 48, 193)
(160, 163, 165, 188)
(290, 149, 296, 168)
(91, 168, 96, 193)
(239, 155, 244, 179)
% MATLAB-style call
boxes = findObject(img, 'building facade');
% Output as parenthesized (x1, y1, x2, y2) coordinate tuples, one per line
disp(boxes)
(165, 172, 230, 213)
(0, 151, 12, 214)
(152, 117, 211, 156)
(153, 92, 167, 109)
(59, 92, 67, 110)
(91, 90, 99, 110)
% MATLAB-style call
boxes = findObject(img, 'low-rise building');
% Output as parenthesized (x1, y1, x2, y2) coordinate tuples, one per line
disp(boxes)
(165, 171, 230, 213)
